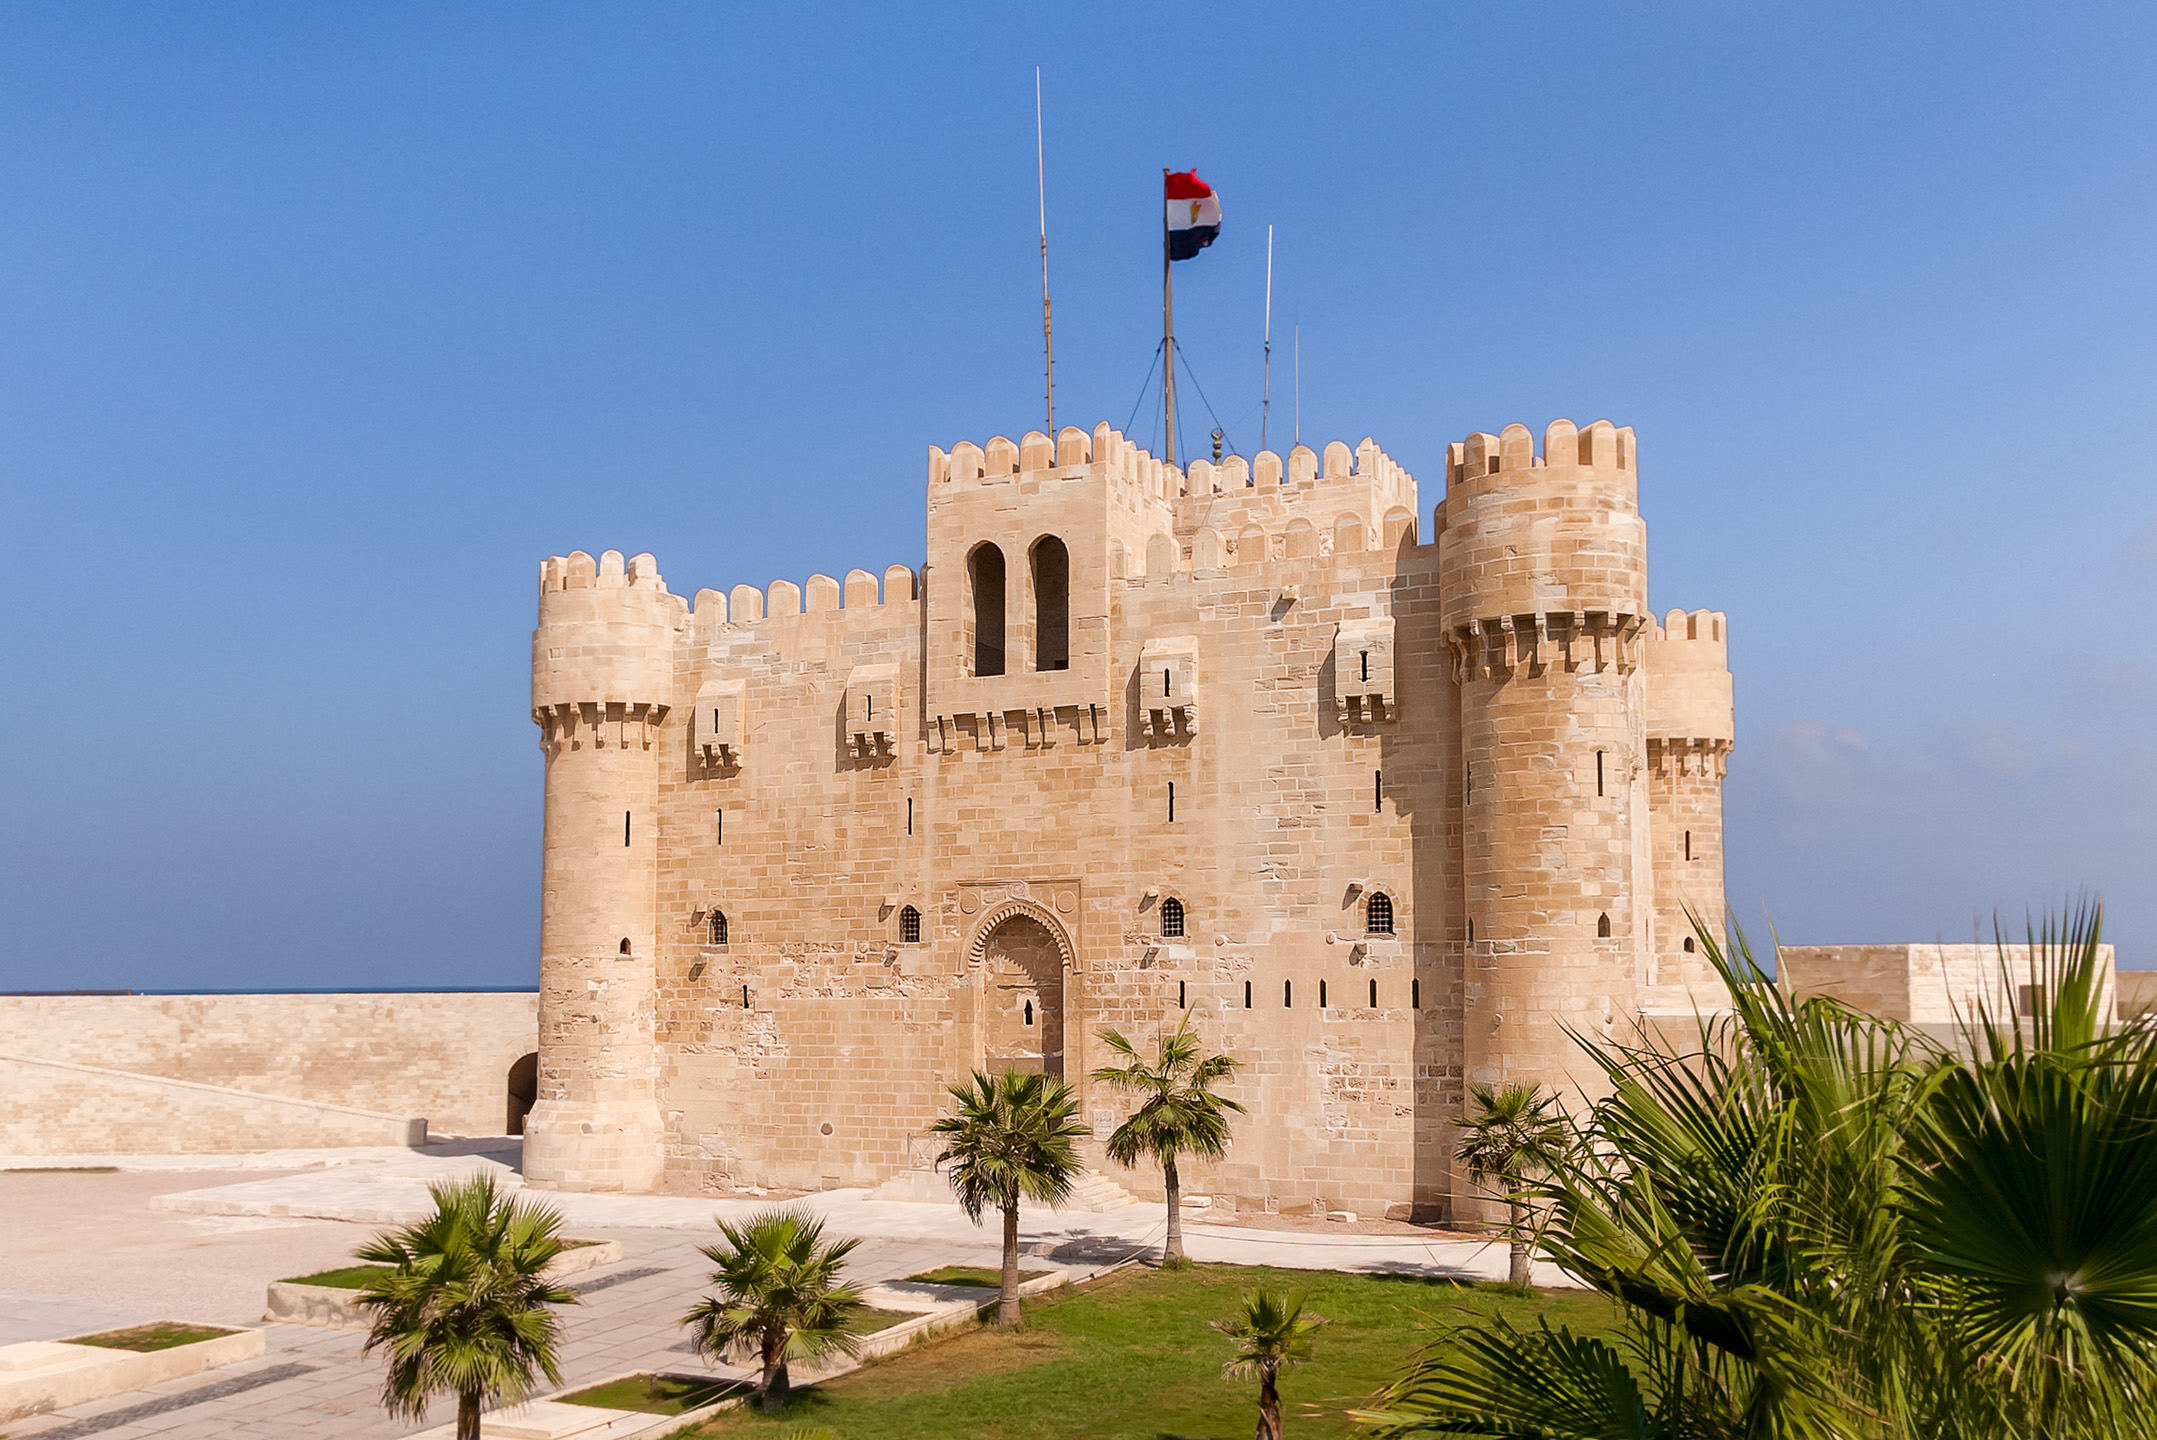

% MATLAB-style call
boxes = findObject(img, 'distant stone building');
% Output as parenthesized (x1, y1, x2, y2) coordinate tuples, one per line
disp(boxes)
(523, 418, 1737, 1219)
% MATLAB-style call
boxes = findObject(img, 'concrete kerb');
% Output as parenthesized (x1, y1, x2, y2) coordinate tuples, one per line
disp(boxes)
(266, 1240, 627, 1330)
(0, 1325, 266, 1423)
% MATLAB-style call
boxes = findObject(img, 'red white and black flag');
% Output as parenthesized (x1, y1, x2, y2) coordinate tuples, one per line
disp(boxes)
(1165, 170, 1221, 261)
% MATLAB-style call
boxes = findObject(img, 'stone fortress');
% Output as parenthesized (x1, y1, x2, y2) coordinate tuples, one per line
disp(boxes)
(524, 415, 1738, 1221)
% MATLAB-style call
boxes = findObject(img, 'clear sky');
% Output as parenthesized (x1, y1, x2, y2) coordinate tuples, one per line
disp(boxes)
(2, 2, 2152, 992)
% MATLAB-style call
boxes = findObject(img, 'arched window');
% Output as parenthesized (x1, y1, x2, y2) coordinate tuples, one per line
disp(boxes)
(1598, 912, 1612, 938)
(968, 543, 1006, 676)
(1366, 892, 1394, 936)
(1023, 999, 1034, 1026)
(1030, 536, 1069, 672)
(708, 911, 728, 946)
(619, 937, 632, 954)
(899, 906, 921, 944)
(1683, 935, 1696, 954)
(1159, 897, 1186, 938)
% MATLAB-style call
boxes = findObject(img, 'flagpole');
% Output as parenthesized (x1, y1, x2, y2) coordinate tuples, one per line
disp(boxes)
(1162, 167, 1177, 473)
(1036, 68, 1053, 436)
(1261, 224, 1273, 456)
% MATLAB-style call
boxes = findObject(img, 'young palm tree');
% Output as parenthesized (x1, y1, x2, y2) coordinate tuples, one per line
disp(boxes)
(1454, 1080, 1568, 1286)
(929, 1069, 1088, 1325)
(1212, 1288, 1327, 1440)
(353, 1173, 577, 1440)
(681, 1208, 864, 1414)
(1362, 903, 2157, 1440)
(1091, 1013, 1244, 1262)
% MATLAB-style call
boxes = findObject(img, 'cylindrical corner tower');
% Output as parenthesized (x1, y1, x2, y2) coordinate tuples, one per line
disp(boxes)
(523, 547, 678, 1192)
(1642, 608, 1735, 999)
(1439, 419, 1649, 1105)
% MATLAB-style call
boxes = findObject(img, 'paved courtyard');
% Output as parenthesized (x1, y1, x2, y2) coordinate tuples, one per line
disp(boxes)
(0, 1144, 1545, 1437)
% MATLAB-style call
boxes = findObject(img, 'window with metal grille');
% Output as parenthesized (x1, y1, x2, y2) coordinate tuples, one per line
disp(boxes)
(1160, 897, 1185, 938)
(899, 906, 921, 944)
(709, 911, 728, 946)
(1367, 892, 1395, 935)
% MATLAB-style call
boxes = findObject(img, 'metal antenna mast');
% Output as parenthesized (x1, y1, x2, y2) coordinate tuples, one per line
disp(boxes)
(1261, 224, 1274, 455)
(1035, 68, 1053, 435)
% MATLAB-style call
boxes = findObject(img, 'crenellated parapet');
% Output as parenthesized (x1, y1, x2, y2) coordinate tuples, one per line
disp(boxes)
(533, 549, 682, 758)
(1645, 608, 1735, 778)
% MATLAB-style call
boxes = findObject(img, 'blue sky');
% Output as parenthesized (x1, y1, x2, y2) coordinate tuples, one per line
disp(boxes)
(2, 3, 2152, 991)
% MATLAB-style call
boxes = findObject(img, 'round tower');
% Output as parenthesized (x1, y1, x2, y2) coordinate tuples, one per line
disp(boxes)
(523, 547, 678, 1192)
(1642, 608, 1734, 1000)
(1439, 420, 1649, 1104)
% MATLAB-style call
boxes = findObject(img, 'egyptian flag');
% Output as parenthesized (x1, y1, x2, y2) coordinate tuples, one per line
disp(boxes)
(1165, 170, 1221, 261)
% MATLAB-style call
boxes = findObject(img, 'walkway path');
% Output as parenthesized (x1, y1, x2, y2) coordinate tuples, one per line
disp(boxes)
(4, 1145, 1561, 1438)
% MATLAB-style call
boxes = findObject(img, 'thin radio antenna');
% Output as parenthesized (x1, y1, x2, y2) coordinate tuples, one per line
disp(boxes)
(1293, 318, 1301, 446)
(1261, 224, 1274, 455)
(1035, 67, 1053, 434)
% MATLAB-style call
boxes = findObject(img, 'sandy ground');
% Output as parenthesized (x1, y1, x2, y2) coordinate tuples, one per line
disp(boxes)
(0, 1167, 384, 1330)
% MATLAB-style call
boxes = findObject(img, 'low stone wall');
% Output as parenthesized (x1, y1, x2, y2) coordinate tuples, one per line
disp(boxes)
(0, 1054, 427, 1155)
(0, 991, 538, 1140)
(1779, 943, 2117, 1025)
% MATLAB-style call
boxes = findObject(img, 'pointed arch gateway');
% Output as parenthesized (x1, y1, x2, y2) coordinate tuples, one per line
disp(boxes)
(967, 900, 1075, 1082)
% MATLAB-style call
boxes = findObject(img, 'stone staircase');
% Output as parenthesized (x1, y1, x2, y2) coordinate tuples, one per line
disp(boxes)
(1060, 1169, 1142, 1212)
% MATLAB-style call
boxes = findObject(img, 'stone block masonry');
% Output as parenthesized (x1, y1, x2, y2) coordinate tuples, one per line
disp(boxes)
(526, 416, 1737, 1221)
(0, 991, 537, 1147)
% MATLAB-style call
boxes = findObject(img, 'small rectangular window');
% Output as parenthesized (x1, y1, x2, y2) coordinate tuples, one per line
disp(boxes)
(1319, 979, 1328, 1008)
(1284, 979, 1293, 1007)
(715, 808, 723, 845)
(1412, 978, 1421, 1008)
(1168, 782, 1176, 823)
(1685, 829, 1693, 861)
(1369, 978, 1378, 1008)
(1243, 980, 1252, 1009)
(1164, 667, 1172, 697)
(742, 985, 751, 1009)
(1359, 650, 1370, 682)
(1596, 750, 1604, 797)
(1374, 770, 1383, 812)
(624, 811, 631, 847)
(1178, 980, 1187, 1010)
(906, 798, 913, 835)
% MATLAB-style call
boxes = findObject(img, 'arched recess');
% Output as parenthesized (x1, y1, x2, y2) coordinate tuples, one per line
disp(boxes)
(1145, 533, 1177, 577)
(1030, 536, 1069, 672)
(506, 1052, 538, 1136)
(968, 543, 1006, 676)
(967, 900, 1078, 1082)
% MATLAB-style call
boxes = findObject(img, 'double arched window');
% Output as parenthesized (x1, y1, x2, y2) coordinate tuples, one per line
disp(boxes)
(1159, 896, 1186, 938)
(899, 906, 922, 944)
(708, 911, 729, 946)
(1366, 892, 1395, 936)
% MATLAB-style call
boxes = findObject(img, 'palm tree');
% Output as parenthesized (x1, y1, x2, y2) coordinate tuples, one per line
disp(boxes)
(1361, 903, 2157, 1440)
(1212, 1288, 1327, 1440)
(929, 1069, 1088, 1325)
(1091, 1013, 1244, 1262)
(1454, 1080, 1567, 1287)
(353, 1173, 577, 1440)
(681, 1208, 864, 1414)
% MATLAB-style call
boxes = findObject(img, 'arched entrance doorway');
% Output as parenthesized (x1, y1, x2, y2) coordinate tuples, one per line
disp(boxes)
(978, 912, 1065, 1081)
(506, 1052, 539, 1136)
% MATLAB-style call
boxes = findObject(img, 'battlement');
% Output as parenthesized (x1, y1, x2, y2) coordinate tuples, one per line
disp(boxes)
(1445, 419, 1635, 490)
(686, 564, 918, 632)
(1645, 608, 1734, 751)
(930, 422, 1181, 500)
(1650, 608, 1728, 654)
(539, 548, 671, 595)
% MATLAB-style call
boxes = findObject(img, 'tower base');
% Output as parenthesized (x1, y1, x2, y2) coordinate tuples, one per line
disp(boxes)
(520, 1101, 664, 1193)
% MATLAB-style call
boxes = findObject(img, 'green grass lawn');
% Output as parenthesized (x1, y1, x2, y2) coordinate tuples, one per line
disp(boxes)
(903, 1266, 1053, 1289)
(69, 1323, 234, 1352)
(684, 1264, 1615, 1440)
(559, 1373, 745, 1414)
(283, 1264, 394, 1289)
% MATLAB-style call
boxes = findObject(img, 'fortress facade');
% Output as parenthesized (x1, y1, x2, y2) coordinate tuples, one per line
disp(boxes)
(523, 417, 1735, 1219)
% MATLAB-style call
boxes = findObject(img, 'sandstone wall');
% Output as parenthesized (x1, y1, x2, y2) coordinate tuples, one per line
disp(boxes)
(0, 992, 538, 1140)
(1779, 944, 2118, 1025)
(0, 1054, 428, 1155)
